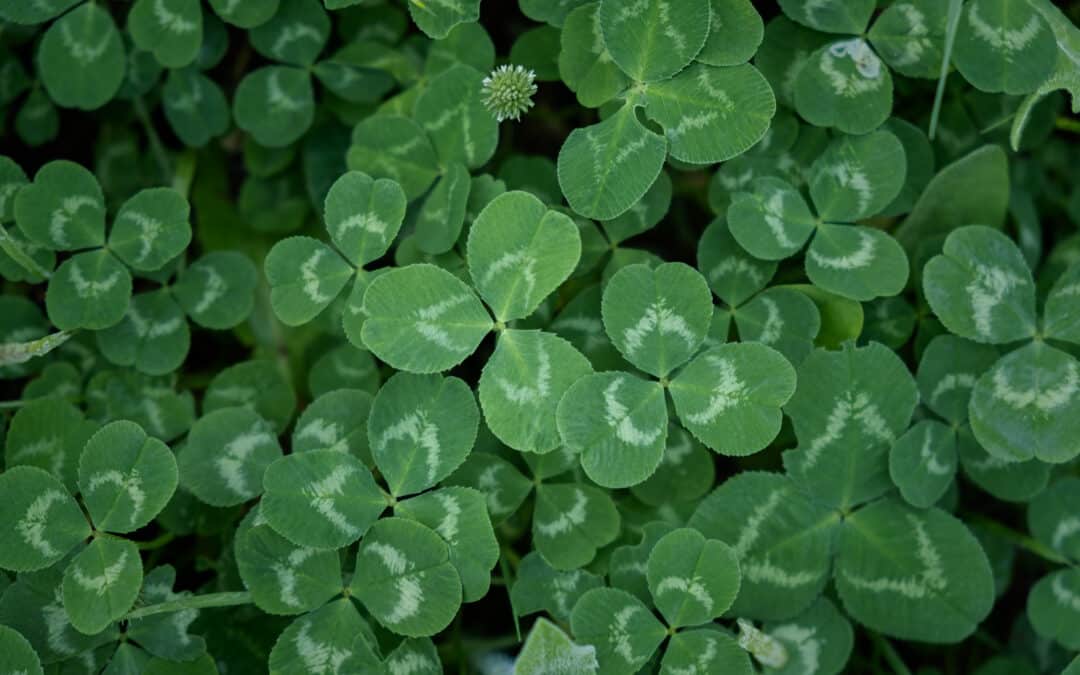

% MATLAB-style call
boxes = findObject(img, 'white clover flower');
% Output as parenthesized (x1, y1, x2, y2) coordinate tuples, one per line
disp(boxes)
(481, 64, 538, 123)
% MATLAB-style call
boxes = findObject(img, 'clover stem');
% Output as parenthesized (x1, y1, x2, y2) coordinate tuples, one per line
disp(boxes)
(869, 632, 913, 675)
(928, 0, 964, 141)
(123, 591, 254, 621)
(971, 517, 1070, 566)
(1057, 117, 1080, 134)
(133, 96, 173, 184)
(0, 227, 53, 280)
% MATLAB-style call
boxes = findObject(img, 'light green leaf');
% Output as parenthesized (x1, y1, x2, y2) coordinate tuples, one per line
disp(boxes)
(360, 264, 492, 373)
(698, 0, 763, 66)
(1043, 261, 1080, 344)
(630, 425, 716, 507)
(521, 0, 590, 27)
(969, 341, 1080, 463)
(266, 237, 353, 326)
(698, 218, 777, 307)
(598, 0, 710, 82)
(444, 452, 533, 524)
(643, 62, 776, 165)
(414, 163, 471, 255)
(1028, 477, 1080, 561)
(558, 2, 631, 108)
(324, 170, 406, 267)
(602, 262, 713, 377)
(760, 597, 854, 675)
(957, 425, 1050, 503)
(516, 618, 599, 674)
(670, 343, 796, 456)
(368, 372, 479, 497)
(96, 290, 190, 375)
(267, 599, 381, 673)
(778, 0, 875, 34)
(38, 3, 125, 110)
(172, 251, 258, 330)
(689, 472, 837, 620)
(235, 511, 342, 615)
(467, 191, 581, 322)
(414, 64, 498, 168)
(384, 638, 442, 675)
(569, 587, 666, 674)
(308, 344, 379, 399)
(250, 0, 329, 66)
(953, 0, 1057, 95)
(347, 115, 440, 200)
(1028, 569, 1080, 651)
(108, 188, 192, 272)
(533, 483, 620, 570)
(794, 39, 893, 135)
(647, 528, 740, 628)
(784, 343, 918, 509)
(727, 177, 817, 261)
(0, 156, 28, 224)
(262, 449, 385, 549)
(835, 499, 994, 643)
(208, 0, 279, 28)
(0, 0, 81, 24)
(125, 566, 206, 661)
(805, 225, 909, 302)
(396, 486, 498, 603)
(0, 466, 89, 571)
(609, 521, 675, 603)
(868, 0, 948, 79)
(809, 130, 907, 223)
(78, 421, 177, 533)
(0, 624, 43, 675)
(62, 537, 142, 634)
(888, 420, 957, 509)
(511, 551, 605, 621)
(923, 225, 1037, 344)
(735, 288, 821, 365)
(203, 360, 297, 432)
(601, 171, 671, 246)
(5, 398, 89, 491)
(350, 517, 463, 637)
(46, 250, 132, 331)
(127, 0, 202, 68)
(479, 329, 592, 453)
(292, 389, 373, 461)
(661, 630, 753, 675)
(407, 0, 481, 39)
(14, 160, 105, 251)
(916, 335, 999, 425)
(557, 104, 667, 221)
(755, 16, 832, 108)
(557, 372, 667, 488)
(178, 407, 283, 507)
(233, 66, 314, 148)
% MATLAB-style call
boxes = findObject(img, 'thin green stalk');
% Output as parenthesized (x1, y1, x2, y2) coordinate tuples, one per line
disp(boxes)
(973, 518, 1070, 566)
(124, 591, 253, 621)
(498, 548, 522, 642)
(870, 632, 913, 675)
(1057, 116, 1080, 134)
(929, 0, 964, 140)
(136, 532, 176, 551)
(0, 227, 52, 279)
(172, 149, 198, 199)
(134, 96, 172, 184)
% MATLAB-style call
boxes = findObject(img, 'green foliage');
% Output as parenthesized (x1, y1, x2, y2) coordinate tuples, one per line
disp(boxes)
(0, 1, 1078, 673)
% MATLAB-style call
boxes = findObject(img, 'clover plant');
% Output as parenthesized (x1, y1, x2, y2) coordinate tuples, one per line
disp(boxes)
(0, 1, 1079, 674)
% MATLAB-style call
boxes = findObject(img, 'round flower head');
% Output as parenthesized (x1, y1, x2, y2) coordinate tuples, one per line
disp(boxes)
(481, 64, 538, 123)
